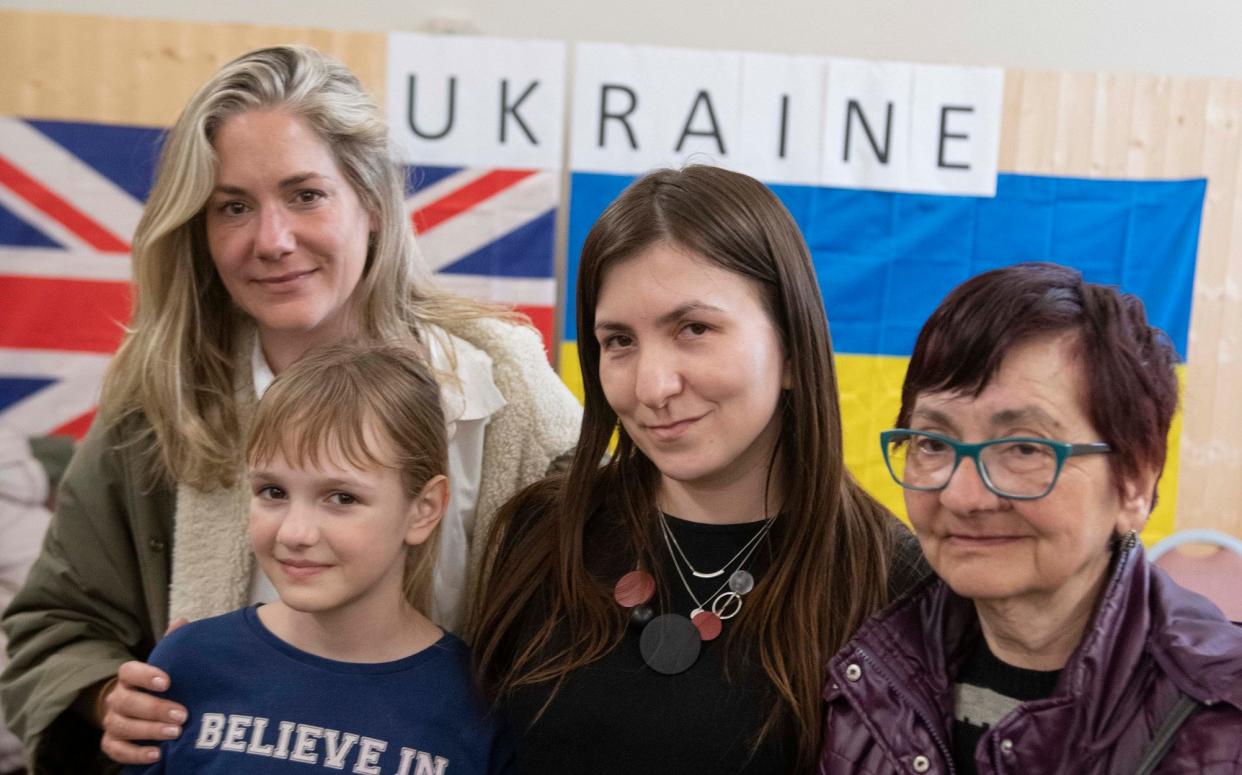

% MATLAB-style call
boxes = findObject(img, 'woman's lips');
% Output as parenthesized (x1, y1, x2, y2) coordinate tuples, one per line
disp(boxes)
(644, 415, 704, 442)
(255, 268, 317, 289)
(946, 534, 1025, 548)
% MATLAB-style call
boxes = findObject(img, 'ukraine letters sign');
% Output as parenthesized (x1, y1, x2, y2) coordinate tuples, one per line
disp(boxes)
(386, 32, 567, 170)
(570, 44, 1004, 196)
(383, 33, 567, 351)
(386, 37, 1003, 196)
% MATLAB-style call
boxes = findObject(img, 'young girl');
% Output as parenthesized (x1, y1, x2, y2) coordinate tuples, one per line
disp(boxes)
(473, 165, 927, 773)
(128, 342, 512, 773)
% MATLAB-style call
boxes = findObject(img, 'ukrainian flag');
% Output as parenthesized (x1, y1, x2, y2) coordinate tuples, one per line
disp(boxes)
(561, 172, 1206, 545)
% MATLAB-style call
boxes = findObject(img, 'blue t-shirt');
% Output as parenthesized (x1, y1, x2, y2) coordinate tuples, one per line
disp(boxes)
(125, 606, 513, 774)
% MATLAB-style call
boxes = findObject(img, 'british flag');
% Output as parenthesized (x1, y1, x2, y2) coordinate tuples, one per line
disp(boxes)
(405, 164, 558, 348)
(0, 117, 559, 440)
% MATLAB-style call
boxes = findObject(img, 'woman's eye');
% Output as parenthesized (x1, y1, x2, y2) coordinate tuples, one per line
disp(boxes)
(681, 322, 710, 337)
(1007, 442, 1052, 458)
(327, 492, 357, 506)
(915, 437, 949, 455)
(603, 334, 633, 350)
(295, 189, 324, 205)
(220, 201, 248, 216)
(256, 484, 286, 500)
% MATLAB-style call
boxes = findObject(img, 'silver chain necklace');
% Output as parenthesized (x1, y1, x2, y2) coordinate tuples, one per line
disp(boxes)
(658, 513, 771, 620)
(658, 508, 772, 579)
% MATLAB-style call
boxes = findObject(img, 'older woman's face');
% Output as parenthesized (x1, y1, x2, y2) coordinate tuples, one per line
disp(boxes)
(904, 333, 1150, 605)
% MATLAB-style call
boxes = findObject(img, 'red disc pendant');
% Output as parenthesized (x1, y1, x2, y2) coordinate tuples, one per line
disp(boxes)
(692, 610, 722, 641)
(614, 570, 655, 608)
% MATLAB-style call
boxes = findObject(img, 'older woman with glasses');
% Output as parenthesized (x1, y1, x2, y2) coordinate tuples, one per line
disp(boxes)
(818, 262, 1242, 775)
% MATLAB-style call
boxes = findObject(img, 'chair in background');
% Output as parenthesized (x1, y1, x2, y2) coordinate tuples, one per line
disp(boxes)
(1149, 529, 1242, 623)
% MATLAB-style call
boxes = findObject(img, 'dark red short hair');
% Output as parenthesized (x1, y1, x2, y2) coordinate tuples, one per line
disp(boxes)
(896, 261, 1179, 497)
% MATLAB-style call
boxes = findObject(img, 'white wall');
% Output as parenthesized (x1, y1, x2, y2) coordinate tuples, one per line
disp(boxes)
(2, 0, 1240, 79)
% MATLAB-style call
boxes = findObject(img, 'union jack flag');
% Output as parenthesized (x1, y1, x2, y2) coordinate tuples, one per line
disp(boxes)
(0, 117, 558, 439)
(406, 164, 558, 348)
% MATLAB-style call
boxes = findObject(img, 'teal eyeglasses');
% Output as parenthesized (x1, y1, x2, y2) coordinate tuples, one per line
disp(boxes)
(880, 429, 1111, 500)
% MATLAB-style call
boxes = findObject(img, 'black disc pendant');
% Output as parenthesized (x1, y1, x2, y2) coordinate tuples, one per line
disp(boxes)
(639, 613, 701, 675)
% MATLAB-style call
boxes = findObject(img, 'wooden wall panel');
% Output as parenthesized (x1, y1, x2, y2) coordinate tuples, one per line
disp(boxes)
(1184, 80, 1242, 537)
(0, 11, 386, 125)
(1001, 69, 1242, 538)
(1128, 76, 1170, 177)
(1097, 72, 1137, 177)
(1052, 71, 1096, 173)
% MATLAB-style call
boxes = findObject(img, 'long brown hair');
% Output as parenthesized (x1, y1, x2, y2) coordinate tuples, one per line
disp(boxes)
(474, 165, 893, 767)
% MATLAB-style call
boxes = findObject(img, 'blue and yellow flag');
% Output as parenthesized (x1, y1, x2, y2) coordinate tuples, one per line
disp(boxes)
(561, 171, 1206, 543)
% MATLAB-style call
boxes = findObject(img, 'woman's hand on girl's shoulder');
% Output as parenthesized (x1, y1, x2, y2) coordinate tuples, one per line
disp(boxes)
(99, 618, 189, 765)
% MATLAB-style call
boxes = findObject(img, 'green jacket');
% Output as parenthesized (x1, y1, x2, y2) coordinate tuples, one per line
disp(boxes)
(0, 317, 582, 773)
(2, 415, 173, 773)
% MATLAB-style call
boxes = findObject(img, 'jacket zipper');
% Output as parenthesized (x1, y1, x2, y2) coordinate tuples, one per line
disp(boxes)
(854, 647, 958, 774)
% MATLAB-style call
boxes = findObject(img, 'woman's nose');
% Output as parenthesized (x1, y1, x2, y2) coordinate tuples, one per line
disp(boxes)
(633, 345, 684, 408)
(255, 206, 295, 260)
(938, 455, 1005, 514)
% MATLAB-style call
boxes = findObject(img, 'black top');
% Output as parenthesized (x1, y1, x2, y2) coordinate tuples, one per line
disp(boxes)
(499, 513, 799, 775)
(950, 638, 1061, 774)
(493, 494, 929, 775)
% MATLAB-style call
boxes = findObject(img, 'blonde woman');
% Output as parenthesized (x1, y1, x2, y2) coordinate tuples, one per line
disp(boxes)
(0, 46, 580, 772)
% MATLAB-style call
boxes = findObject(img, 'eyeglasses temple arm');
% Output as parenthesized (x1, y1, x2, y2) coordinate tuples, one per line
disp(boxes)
(1067, 442, 1111, 457)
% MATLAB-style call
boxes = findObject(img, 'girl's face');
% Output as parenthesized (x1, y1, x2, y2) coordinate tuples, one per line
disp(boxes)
(205, 108, 372, 346)
(247, 420, 442, 620)
(594, 242, 789, 499)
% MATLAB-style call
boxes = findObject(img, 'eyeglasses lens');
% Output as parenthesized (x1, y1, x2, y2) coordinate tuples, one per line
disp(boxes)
(886, 434, 1058, 498)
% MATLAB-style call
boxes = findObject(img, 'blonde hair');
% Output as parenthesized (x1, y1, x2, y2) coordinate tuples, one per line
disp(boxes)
(247, 341, 448, 611)
(100, 45, 502, 489)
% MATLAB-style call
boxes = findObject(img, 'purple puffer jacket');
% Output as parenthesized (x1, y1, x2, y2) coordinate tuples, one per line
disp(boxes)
(820, 544, 1242, 774)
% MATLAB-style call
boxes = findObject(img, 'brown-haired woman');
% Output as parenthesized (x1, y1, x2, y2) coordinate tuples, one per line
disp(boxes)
(473, 165, 927, 773)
